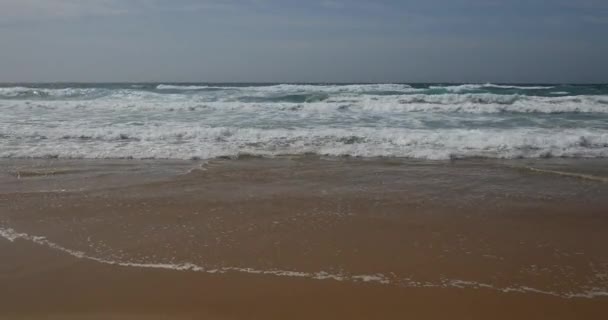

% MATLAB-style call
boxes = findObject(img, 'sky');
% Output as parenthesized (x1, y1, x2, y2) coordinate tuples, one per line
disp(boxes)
(0, 0, 607, 83)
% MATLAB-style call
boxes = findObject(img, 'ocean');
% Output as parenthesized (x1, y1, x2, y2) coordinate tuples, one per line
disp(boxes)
(2, 83, 607, 160)
(2, 83, 608, 317)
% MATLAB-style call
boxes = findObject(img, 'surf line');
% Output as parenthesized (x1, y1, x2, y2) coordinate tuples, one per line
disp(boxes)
(2, 224, 608, 299)
(515, 166, 608, 183)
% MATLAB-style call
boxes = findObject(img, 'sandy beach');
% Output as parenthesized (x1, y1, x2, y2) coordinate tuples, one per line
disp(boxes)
(3, 0, 608, 316)
(1, 157, 608, 319)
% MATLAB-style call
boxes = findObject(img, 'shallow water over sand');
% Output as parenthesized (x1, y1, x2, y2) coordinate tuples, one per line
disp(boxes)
(1, 157, 607, 300)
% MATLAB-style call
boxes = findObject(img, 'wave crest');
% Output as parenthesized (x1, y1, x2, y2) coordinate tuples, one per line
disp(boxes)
(2, 127, 607, 160)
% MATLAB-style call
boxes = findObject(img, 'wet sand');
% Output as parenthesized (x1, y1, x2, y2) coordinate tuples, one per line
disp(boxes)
(1, 157, 608, 319)
(2, 240, 608, 320)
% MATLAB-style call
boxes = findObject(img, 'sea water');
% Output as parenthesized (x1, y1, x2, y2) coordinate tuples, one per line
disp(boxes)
(1, 83, 607, 160)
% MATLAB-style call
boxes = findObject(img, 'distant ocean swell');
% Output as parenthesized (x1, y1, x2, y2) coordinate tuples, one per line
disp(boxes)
(1, 83, 607, 160)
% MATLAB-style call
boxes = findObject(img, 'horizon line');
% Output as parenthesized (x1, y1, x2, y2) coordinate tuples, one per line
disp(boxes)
(1, 81, 606, 85)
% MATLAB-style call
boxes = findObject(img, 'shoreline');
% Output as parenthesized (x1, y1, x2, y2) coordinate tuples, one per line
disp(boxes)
(1, 240, 607, 320)
(1, 157, 608, 318)
(4, 224, 607, 300)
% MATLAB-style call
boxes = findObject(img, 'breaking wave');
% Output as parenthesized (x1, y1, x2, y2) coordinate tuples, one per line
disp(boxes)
(430, 83, 555, 92)
(2, 83, 607, 160)
(2, 127, 607, 160)
(0, 86, 106, 99)
(156, 84, 211, 90)
(2, 94, 608, 114)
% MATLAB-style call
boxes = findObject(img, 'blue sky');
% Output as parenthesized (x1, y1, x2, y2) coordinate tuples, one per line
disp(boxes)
(0, 0, 607, 83)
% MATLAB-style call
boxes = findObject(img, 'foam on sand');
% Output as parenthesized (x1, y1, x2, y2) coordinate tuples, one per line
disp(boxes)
(1, 225, 607, 299)
(514, 166, 608, 183)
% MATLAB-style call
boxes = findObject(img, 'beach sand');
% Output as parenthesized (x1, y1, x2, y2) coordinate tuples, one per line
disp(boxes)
(1, 157, 608, 319)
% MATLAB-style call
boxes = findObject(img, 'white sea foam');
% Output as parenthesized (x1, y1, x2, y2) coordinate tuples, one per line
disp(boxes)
(2, 84, 607, 161)
(249, 83, 417, 93)
(481, 84, 555, 90)
(156, 84, 210, 90)
(430, 83, 554, 92)
(0, 226, 381, 284)
(515, 167, 608, 182)
(356, 94, 608, 113)
(155, 83, 418, 93)
(0, 86, 32, 96)
(1, 225, 606, 299)
(156, 83, 554, 94)
(4, 92, 607, 113)
(1, 126, 607, 160)
(0, 87, 103, 98)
